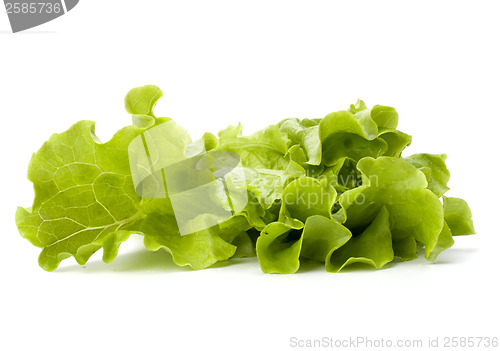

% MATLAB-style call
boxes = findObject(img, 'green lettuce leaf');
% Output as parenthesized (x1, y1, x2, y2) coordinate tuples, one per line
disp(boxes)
(16, 89, 475, 273)
(321, 158, 362, 193)
(327, 206, 394, 272)
(229, 230, 258, 258)
(131, 199, 238, 269)
(370, 105, 399, 130)
(348, 99, 367, 114)
(392, 236, 418, 261)
(217, 124, 304, 208)
(125, 84, 165, 128)
(300, 215, 352, 265)
(256, 221, 303, 274)
(378, 129, 412, 157)
(256, 215, 352, 274)
(405, 153, 450, 197)
(319, 110, 387, 166)
(426, 221, 454, 262)
(338, 157, 445, 260)
(256, 176, 352, 273)
(16, 86, 241, 271)
(278, 118, 322, 166)
(443, 196, 475, 236)
(279, 176, 336, 223)
(124, 84, 163, 117)
(287, 144, 325, 178)
(15, 120, 146, 271)
(347, 101, 399, 129)
(319, 103, 411, 166)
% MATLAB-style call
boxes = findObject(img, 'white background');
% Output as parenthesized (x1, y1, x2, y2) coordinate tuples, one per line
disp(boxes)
(1, 1, 499, 350)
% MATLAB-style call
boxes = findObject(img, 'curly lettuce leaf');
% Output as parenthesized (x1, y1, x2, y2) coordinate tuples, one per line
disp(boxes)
(278, 118, 322, 166)
(426, 221, 455, 262)
(124, 104, 249, 269)
(256, 221, 303, 274)
(370, 105, 399, 130)
(320, 102, 411, 167)
(321, 158, 362, 193)
(338, 157, 445, 260)
(319, 110, 387, 166)
(287, 144, 325, 178)
(16, 90, 475, 273)
(256, 177, 351, 273)
(124, 85, 165, 128)
(16, 86, 241, 271)
(279, 176, 336, 223)
(378, 129, 412, 157)
(124, 84, 163, 117)
(348, 99, 367, 114)
(347, 101, 399, 130)
(300, 215, 352, 264)
(405, 153, 450, 197)
(15, 120, 146, 271)
(443, 196, 475, 236)
(256, 215, 352, 274)
(392, 236, 418, 261)
(327, 206, 394, 272)
(217, 124, 304, 208)
(131, 198, 238, 269)
(229, 230, 258, 258)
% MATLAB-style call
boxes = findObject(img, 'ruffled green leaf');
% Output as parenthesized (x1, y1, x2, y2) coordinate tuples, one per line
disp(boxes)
(378, 130, 412, 157)
(319, 110, 387, 166)
(405, 153, 450, 197)
(427, 221, 454, 262)
(348, 99, 367, 114)
(392, 236, 418, 261)
(124, 85, 163, 117)
(320, 102, 409, 165)
(278, 118, 322, 165)
(301, 215, 352, 264)
(16, 86, 238, 271)
(338, 157, 445, 260)
(256, 221, 304, 274)
(370, 105, 399, 130)
(327, 206, 394, 272)
(133, 198, 237, 269)
(322, 158, 363, 193)
(218, 124, 305, 208)
(287, 144, 325, 177)
(230, 231, 257, 258)
(218, 123, 243, 139)
(279, 176, 336, 223)
(257, 175, 349, 273)
(15, 120, 146, 271)
(16, 89, 475, 273)
(256, 215, 352, 273)
(443, 196, 475, 235)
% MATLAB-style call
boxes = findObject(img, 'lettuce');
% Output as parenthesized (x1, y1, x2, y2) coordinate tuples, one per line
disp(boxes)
(327, 206, 393, 272)
(16, 85, 475, 273)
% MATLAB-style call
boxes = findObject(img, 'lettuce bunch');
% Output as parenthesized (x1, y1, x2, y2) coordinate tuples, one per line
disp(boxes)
(16, 86, 475, 273)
